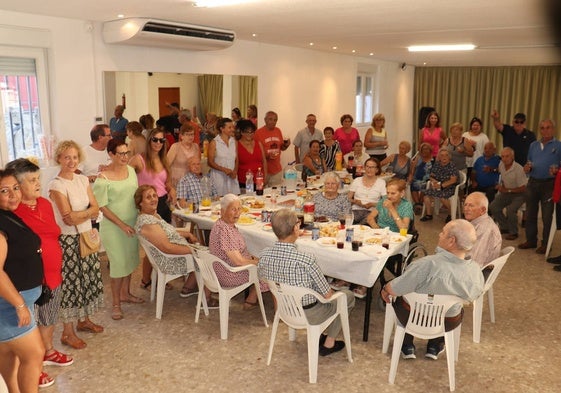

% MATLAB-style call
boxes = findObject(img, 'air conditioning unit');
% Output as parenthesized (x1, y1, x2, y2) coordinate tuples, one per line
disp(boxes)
(102, 18, 235, 51)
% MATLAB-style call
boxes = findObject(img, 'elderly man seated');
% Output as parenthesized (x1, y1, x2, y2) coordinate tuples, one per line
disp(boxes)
(470, 142, 501, 203)
(258, 209, 355, 356)
(489, 147, 528, 240)
(463, 192, 502, 269)
(382, 219, 484, 360)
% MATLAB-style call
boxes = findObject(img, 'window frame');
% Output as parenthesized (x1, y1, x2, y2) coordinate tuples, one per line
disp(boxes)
(355, 71, 378, 127)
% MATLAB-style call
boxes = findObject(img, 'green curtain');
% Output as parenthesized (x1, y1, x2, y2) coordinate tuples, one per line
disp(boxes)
(197, 74, 223, 117)
(238, 75, 258, 119)
(413, 66, 561, 150)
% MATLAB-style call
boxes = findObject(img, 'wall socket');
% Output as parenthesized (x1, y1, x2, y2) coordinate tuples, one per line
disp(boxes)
(95, 117, 103, 122)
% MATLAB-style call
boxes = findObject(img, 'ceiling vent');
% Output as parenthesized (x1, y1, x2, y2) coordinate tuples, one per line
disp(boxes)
(102, 18, 235, 51)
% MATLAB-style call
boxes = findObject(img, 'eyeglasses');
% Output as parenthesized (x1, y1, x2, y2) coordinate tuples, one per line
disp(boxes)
(365, 165, 377, 169)
(115, 151, 131, 157)
(151, 137, 166, 144)
(513, 120, 525, 124)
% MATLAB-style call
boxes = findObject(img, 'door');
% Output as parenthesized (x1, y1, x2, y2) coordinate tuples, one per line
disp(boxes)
(158, 87, 180, 118)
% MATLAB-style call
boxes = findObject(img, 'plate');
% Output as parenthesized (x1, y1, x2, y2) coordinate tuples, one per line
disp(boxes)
(262, 223, 273, 231)
(299, 229, 312, 236)
(350, 224, 373, 234)
(317, 237, 337, 246)
(364, 236, 383, 245)
(237, 216, 256, 225)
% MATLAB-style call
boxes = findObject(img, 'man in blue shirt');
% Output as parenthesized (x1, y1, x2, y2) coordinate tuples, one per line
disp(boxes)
(470, 142, 501, 203)
(518, 119, 561, 253)
(109, 105, 128, 141)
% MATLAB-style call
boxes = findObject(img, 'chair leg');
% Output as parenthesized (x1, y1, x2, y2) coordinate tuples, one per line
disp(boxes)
(150, 269, 157, 302)
(444, 331, 457, 391)
(472, 296, 483, 343)
(255, 283, 269, 327)
(388, 327, 405, 385)
(288, 327, 296, 341)
(339, 306, 353, 363)
(306, 328, 321, 383)
(488, 287, 495, 323)
(218, 293, 230, 340)
(266, 313, 280, 365)
(155, 272, 167, 319)
(382, 303, 395, 353)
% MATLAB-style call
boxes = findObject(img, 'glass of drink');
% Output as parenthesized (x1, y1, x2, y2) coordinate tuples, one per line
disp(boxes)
(338, 213, 346, 229)
(336, 233, 345, 249)
(399, 228, 408, 237)
(345, 212, 354, 227)
(351, 240, 360, 251)
(201, 196, 212, 207)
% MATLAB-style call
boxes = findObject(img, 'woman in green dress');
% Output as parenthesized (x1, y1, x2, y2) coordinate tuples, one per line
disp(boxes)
(93, 139, 141, 321)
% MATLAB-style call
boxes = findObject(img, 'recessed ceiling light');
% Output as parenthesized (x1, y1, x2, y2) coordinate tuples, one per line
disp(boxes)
(309, 42, 314, 46)
(423, 62, 427, 65)
(369, 52, 374, 56)
(332, 46, 337, 50)
(193, 0, 251, 7)
(351, 50, 356, 53)
(117, 14, 125, 18)
(252, 33, 257, 37)
(408, 44, 476, 52)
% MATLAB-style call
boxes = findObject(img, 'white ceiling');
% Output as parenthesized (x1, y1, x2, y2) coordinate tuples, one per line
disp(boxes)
(1, 0, 560, 66)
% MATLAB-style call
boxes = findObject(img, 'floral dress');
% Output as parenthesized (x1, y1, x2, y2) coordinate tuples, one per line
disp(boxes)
(424, 161, 459, 199)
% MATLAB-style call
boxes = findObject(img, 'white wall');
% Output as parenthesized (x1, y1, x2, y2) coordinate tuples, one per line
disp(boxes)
(0, 10, 415, 168)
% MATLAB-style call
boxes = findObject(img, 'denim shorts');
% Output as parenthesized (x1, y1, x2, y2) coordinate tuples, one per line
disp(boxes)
(0, 286, 41, 342)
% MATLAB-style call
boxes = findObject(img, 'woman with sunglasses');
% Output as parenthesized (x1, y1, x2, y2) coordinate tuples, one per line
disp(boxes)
(236, 119, 267, 191)
(93, 139, 141, 321)
(208, 117, 240, 196)
(130, 128, 176, 289)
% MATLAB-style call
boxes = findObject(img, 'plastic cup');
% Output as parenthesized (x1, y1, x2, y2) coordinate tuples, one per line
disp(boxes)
(399, 228, 407, 237)
(352, 240, 360, 251)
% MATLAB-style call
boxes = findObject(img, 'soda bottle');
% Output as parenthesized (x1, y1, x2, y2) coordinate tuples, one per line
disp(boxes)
(245, 169, 254, 195)
(255, 167, 264, 196)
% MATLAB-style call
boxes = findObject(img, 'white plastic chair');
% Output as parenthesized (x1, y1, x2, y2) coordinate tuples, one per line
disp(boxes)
(422, 171, 466, 219)
(472, 246, 515, 343)
(138, 236, 197, 319)
(191, 248, 268, 340)
(266, 280, 353, 383)
(383, 292, 464, 392)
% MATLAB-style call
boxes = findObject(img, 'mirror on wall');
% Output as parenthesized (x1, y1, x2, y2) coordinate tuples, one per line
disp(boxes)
(103, 71, 257, 125)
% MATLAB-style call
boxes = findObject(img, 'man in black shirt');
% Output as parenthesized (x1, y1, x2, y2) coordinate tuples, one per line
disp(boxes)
(491, 110, 536, 166)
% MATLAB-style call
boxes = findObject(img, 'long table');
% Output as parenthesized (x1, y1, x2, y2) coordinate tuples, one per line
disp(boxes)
(174, 205, 411, 341)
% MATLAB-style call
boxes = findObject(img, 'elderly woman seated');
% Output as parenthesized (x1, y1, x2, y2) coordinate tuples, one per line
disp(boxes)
(420, 148, 459, 223)
(134, 185, 217, 306)
(209, 194, 269, 310)
(312, 172, 351, 221)
(366, 179, 414, 232)
(380, 141, 412, 180)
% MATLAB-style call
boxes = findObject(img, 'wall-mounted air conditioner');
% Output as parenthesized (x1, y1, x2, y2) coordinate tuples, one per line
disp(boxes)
(102, 18, 235, 51)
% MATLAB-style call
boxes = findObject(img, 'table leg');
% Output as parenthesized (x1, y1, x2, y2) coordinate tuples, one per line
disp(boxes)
(363, 285, 373, 341)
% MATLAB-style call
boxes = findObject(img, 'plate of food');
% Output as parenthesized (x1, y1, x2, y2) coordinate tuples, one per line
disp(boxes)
(262, 223, 273, 231)
(364, 236, 383, 245)
(351, 224, 373, 234)
(237, 216, 256, 225)
(317, 237, 337, 246)
(318, 223, 340, 238)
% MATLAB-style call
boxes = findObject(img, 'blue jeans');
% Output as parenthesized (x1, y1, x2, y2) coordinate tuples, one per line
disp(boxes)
(524, 178, 555, 246)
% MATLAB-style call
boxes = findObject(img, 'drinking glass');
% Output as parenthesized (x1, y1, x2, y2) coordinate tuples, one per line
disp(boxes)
(345, 212, 354, 227)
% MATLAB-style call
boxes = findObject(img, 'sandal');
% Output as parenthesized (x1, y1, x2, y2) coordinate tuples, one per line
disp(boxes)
(60, 335, 87, 350)
(330, 279, 350, 290)
(140, 279, 151, 290)
(39, 371, 55, 388)
(420, 215, 433, 222)
(43, 349, 74, 367)
(243, 301, 258, 311)
(179, 287, 199, 298)
(76, 320, 104, 333)
(111, 305, 123, 320)
(120, 295, 145, 304)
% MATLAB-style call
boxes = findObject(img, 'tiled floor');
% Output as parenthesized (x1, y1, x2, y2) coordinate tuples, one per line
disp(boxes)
(42, 212, 561, 392)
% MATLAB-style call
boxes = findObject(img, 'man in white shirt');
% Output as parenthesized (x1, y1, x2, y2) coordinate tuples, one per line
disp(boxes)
(79, 124, 112, 183)
(293, 114, 323, 163)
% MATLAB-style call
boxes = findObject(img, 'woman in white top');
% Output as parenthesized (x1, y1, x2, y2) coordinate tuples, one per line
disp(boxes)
(364, 113, 389, 161)
(344, 139, 369, 173)
(48, 141, 104, 350)
(347, 157, 386, 224)
(463, 117, 489, 188)
(208, 117, 240, 196)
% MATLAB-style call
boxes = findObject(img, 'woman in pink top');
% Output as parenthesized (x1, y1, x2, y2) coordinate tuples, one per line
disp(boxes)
(419, 111, 446, 158)
(167, 123, 200, 187)
(334, 114, 360, 155)
(129, 128, 176, 289)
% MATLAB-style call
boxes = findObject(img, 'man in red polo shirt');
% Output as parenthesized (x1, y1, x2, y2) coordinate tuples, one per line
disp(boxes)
(255, 111, 290, 186)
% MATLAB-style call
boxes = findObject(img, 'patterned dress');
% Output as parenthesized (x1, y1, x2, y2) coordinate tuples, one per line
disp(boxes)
(312, 192, 351, 221)
(320, 140, 341, 171)
(48, 174, 104, 323)
(208, 219, 267, 291)
(424, 161, 459, 199)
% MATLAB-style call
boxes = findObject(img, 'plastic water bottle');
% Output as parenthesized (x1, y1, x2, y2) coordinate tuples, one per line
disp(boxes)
(245, 169, 254, 195)
(255, 167, 264, 196)
(284, 162, 298, 190)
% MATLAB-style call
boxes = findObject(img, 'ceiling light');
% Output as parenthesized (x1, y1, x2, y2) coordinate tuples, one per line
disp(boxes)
(369, 52, 374, 56)
(309, 42, 314, 46)
(117, 14, 124, 18)
(332, 46, 337, 50)
(193, 0, 251, 7)
(408, 44, 475, 52)
(351, 50, 356, 53)
(252, 33, 257, 37)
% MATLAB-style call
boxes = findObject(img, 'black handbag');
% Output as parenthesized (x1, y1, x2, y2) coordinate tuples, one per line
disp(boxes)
(35, 285, 53, 306)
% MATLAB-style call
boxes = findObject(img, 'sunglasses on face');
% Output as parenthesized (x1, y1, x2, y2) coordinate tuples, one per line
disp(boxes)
(151, 137, 166, 144)
(513, 120, 525, 124)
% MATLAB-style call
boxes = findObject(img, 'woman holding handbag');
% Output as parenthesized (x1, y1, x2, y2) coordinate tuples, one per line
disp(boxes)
(48, 141, 104, 350)
(7, 158, 74, 389)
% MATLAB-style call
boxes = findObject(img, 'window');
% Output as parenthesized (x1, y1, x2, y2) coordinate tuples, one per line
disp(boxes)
(0, 48, 51, 166)
(355, 72, 376, 125)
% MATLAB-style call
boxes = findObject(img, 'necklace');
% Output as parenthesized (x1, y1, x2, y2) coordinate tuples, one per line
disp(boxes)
(22, 201, 38, 211)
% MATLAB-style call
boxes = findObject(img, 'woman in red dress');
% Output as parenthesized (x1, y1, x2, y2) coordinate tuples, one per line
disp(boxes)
(236, 120, 267, 190)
